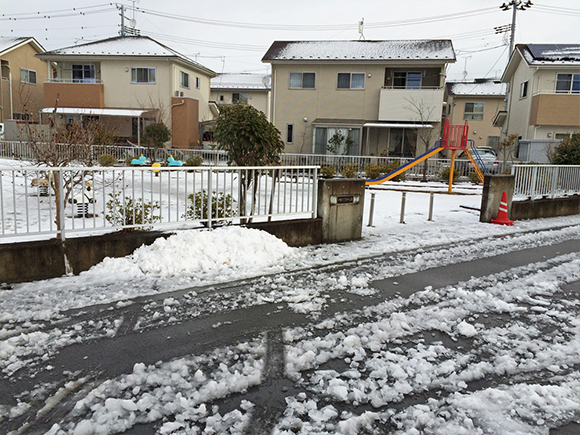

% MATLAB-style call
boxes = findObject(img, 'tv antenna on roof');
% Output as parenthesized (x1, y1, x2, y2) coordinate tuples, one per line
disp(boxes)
(358, 18, 365, 40)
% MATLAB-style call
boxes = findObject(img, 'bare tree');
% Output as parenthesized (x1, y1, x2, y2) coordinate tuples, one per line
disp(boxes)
(404, 97, 439, 182)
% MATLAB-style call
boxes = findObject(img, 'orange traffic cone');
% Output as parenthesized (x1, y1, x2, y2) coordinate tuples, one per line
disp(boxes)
(491, 191, 513, 226)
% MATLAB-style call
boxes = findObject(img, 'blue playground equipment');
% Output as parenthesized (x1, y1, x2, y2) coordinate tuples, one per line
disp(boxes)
(131, 155, 147, 166)
(167, 155, 183, 166)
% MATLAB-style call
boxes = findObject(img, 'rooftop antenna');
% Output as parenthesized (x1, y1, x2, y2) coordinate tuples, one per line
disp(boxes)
(358, 18, 365, 40)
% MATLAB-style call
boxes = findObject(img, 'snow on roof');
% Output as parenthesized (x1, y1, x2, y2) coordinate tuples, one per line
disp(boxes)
(0, 37, 44, 55)
(521, 44, 580, 66)
(262, 40, 455, 62)
(447, 80, 506, 96)
(211, 73, 271, 90)
(38, 35, 216, 75)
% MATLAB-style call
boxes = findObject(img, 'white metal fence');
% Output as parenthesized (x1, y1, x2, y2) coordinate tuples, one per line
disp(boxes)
(0, 165, 318, 241)
(512, 165, 580, 199)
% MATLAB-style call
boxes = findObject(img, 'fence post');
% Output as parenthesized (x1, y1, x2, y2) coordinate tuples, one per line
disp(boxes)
(531, 166, 538, 198)
(550, 166, 558, 199)
(428, 192, 434, 221)
(400, 192, 406, 224)
(58, 169, 66, 241)
(367, 192, 375, 227)
(313, 167, 318, 219)
(207, 169, 213, 229)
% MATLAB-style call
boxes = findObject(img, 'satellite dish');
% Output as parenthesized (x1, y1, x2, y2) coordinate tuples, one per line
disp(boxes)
(129, 18, 136, 28)
(262, 75, 271, 88)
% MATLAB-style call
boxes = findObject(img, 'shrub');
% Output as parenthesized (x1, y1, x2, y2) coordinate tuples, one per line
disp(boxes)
(183, 190, 235, 224)
(549, 133, 580, 165)
(105, 193, 160, 231)
(184, 155, 204, 167)
(468, 171, 481, 184)
(364, 164, 382, 180)
(380, 162, 406, 182)
(439, 166, 461, 183)
(341, 163, 359, 178)
(98, 154, 118, 166)
(320, 165, 337, 177)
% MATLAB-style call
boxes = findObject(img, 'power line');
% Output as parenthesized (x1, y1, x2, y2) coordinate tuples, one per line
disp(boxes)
(0, 5, 115, 21)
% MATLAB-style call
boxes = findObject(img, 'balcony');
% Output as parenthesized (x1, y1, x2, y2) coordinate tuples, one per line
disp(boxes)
(43, 80, 104, 109)
(530, 93, 580, 127)
(378, 87, 444, 122)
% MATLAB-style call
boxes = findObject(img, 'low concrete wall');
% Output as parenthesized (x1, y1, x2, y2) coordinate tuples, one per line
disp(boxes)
(0, 231, 168, 284)
(1, 218, 323, 285)
(245, 218, 322, 247)
(480, 175, 515, 223)
(512, 195, 580, 220)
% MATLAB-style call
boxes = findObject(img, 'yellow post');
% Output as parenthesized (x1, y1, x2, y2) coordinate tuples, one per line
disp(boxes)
(448, 150, 456, 194)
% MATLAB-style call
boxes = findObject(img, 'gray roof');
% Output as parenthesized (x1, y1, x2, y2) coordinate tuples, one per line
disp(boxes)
(447, 79, 506, 96)
(262, 40, 455, 62)
(520, 44, 580, 65)
(37, 35, 216, 76)
(211, 73, 271, 90)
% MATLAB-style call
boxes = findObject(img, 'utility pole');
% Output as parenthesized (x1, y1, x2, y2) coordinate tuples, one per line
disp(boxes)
(117, 4, 126, 36)
(500, 1, 533, 55)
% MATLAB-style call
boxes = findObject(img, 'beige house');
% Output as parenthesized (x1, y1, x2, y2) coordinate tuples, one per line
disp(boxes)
(262, 40, 455, 157)
(36, 35, 217, 149)
(445, 79, 506, 149)
(497, 43, 580, 142)
(1, 37, 47, 122)
(210, 73, 271, 119)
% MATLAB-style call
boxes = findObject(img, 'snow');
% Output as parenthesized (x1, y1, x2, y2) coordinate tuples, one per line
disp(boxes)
(211, 73, 271, 90)
(448, 80, 507, 96)
(522, 44, 580, 66)
(263, 40, 455, 61)
(1, 156, 580, 434)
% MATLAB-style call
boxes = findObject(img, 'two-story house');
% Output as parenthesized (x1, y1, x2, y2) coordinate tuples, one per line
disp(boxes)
(262, 40, 455, 157)
(1, 37, 47, 123)
(36, 35, 217, 149)
(445, 79, 506, 149)
(210, 73, 271, 118)
(498, 44, 580, 142)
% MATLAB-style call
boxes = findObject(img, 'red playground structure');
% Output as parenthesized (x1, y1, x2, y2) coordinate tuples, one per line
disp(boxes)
(365, 119, 488, 192)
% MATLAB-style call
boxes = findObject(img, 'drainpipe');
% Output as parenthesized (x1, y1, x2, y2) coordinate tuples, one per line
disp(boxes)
(272, 70, 276, 126)
(7, 64, 13, 119)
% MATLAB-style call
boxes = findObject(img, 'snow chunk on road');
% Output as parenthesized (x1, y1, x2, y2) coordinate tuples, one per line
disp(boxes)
(457, 321, 478, 337)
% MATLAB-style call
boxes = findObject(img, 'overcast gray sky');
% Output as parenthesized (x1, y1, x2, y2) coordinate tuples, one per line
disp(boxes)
(1, 0, 579, 81)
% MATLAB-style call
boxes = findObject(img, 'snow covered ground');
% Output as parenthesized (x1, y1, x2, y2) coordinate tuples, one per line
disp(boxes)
(1, 165, 580, 434)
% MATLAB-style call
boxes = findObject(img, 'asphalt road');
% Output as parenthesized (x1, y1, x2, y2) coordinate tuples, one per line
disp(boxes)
(2, 234, 579, 434)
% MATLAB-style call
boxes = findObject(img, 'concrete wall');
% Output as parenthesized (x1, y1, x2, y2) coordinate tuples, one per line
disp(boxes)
(317, 178, 365, 243)
(511, 195, 580, 220)
(480, 174, 515, 223)
(0, 218, 323, 284)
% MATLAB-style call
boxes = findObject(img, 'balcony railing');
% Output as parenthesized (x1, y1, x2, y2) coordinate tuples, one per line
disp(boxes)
(45, 78, 103, 84)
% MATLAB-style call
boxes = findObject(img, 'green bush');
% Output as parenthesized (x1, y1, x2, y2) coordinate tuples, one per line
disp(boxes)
(439, 166, 461, 183)
(468, 171, 481, 184)
(183, 190, 235, 223)
(98, 154, 118, 166)
(185, 155, 204, 167)
(320, 165, 337, 177)
(341, 163, 359, 178)
(380, 162, 406, 182)
(549, 133, 580, 165)
(105, 192, 160, 231)
(364, 164, 382, 180)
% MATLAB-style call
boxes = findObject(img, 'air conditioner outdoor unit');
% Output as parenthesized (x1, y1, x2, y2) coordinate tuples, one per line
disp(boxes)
(180, 91, 184, 97)
(174, 91, 179, 97)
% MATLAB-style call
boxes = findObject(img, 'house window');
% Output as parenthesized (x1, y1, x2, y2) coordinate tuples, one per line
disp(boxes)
(131, 67, 156, 83)
(287, 124, 293, 143)
(464, 102, 484, 121)
(20, 68, 36, 85)
(219, 95, 224, 101)
(72, 64, 95, 83)
(232, 93, 248, 104)
(313, 127, 360, 155)
(289, 72, 315, 89)
(180, 71, 189, 88)
(556, 74, 580, 93)
(337, 73, 365, 89)
(393, 72, 421, 89)
(196, 76, 200, 89)
(520, 81, 528, 98)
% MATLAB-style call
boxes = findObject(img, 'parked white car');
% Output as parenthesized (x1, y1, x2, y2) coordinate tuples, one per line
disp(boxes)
(459, 147, 499, 173)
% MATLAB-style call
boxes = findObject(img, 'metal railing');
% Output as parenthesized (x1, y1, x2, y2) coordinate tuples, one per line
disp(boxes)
(0, 165, 318, 241)
(512, 164, 580, 199)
